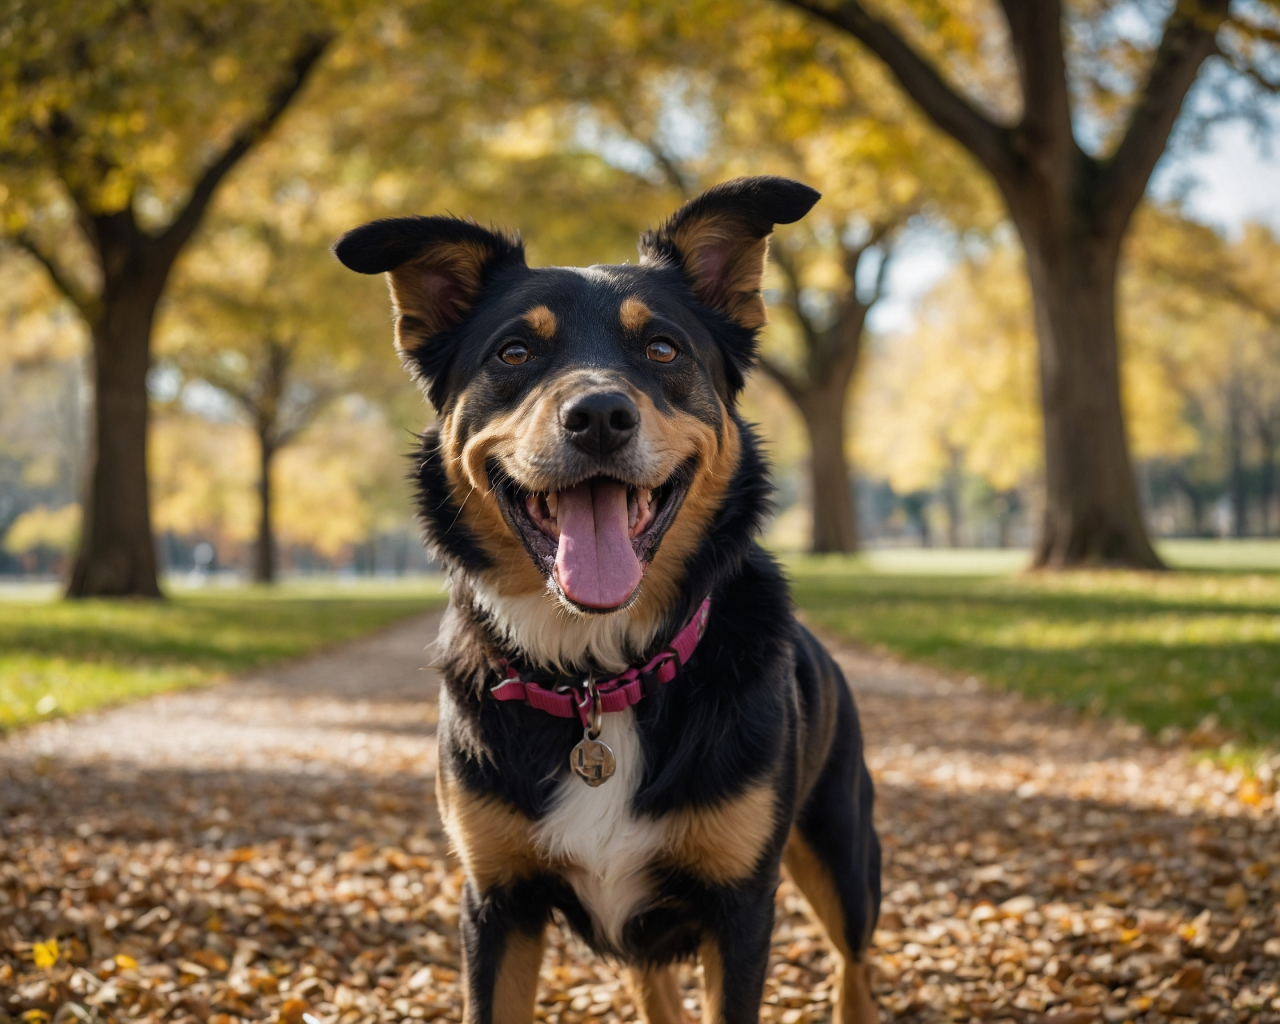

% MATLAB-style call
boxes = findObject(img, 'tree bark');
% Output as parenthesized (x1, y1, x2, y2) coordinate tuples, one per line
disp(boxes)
(797, 382, 858, 553)
(255, 433, 277, 584)
(1017, 221, 1163, 567)
(67, 226, 168, 597)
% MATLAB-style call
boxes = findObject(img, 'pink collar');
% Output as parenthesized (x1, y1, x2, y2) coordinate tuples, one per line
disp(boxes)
(490, 597, 711, 726)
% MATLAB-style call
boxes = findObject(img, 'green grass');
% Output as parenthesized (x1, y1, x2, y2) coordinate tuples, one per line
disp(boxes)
(0, 576, 447, 730)
(787, 550, 1280, 747)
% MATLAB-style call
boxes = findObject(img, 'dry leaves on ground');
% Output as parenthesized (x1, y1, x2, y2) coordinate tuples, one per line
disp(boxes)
(2, 617, 1278, 1024)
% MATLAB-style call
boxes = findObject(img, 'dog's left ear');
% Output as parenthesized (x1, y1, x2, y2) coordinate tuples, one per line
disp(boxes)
(639, 176, 820, 331)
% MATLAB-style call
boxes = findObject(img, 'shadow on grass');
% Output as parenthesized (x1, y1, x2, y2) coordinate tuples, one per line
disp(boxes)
(793, 571, 1280, 745)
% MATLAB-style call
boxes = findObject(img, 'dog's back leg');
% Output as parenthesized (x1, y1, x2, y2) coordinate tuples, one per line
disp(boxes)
(628, 963, 685, 1024)
(784, 680, 881, 1024)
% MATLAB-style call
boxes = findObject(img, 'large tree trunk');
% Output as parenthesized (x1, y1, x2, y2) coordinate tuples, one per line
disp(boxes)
(797, 382, 858, 554)
(254, 434, 277, 584)
(66, 253, 166, 598)
(1017, 223, 1162, 568)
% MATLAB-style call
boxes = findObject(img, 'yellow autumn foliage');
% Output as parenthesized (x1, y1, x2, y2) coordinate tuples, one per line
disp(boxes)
(150, 415, 258, 549)
(3, 504, 81, 555)
(856, 244, 1041, 495)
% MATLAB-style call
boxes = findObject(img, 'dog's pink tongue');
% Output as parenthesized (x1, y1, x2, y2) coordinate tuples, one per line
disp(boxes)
(554, 480, 642, 609)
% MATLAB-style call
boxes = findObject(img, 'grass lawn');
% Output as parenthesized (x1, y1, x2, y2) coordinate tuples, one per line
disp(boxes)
(787, 543, 1280, 748)
(0, 576, 447, 731)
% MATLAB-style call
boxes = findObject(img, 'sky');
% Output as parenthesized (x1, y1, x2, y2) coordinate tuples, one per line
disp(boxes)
(869, 101, 1280, 336)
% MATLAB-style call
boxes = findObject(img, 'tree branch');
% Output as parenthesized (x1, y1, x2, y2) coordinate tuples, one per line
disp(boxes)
(770, 246, 824, 357)
(780, 0, 1013, 178)
(1096, 0, 1230, 235)
(868, 241, 894, 306)
(154, 32, 332, 264)
(997, 0, 1075, 159)
(12, 232, 100, 321)
(757, 354, 807, 403)
(605, 100, 693, 197)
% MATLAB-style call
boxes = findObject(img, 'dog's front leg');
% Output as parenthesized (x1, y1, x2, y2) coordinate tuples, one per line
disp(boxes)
(697, 890, 776, 1024)
(459, 879, 548, 1024)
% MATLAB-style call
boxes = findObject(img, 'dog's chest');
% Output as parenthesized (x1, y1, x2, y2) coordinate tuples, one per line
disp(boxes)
(533, 709, 663, 949)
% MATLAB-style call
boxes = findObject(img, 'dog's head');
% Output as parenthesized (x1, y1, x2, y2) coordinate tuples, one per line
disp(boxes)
(335, 177, 818, 625)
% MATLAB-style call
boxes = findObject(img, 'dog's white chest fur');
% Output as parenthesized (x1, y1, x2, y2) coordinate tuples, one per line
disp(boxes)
(533, 709, 662, 948)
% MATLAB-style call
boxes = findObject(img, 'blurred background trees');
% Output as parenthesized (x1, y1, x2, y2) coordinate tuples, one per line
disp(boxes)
(778, 0, 1280, 568)
(2, 0, 1279, 589)
(1, 0, 337, 595)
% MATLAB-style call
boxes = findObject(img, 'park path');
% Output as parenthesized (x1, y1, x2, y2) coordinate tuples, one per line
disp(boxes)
(2, 611, 1277, 1024)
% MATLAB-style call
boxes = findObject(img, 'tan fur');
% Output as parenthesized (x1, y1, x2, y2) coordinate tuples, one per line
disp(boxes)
(665, 781, 775, 884)
(387, 239, 494, 352)
(783, 829, 879, 1024)
(619, 295, 653, 332)
(627, 964, 685, 1024)
(487, 928, 545, 1024)
(523, 305, 558, 340)
(636, 409, 739, 616)
(698, 938, 724, 1024)
(440, 396, 548, 599)
(439, 768, 543, 891)
(666, 218, 770, 330)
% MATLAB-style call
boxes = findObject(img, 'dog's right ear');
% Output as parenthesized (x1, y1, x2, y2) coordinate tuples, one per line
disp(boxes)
(333, 216, 525, 358)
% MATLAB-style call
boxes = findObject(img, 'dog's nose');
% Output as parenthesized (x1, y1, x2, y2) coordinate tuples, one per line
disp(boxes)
(561, 392, 639, 456)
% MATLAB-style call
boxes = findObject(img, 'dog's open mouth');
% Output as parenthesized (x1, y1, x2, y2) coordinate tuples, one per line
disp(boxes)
(495, 467, 691, 612)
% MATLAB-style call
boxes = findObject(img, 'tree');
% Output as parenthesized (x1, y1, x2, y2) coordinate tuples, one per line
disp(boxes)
(1, 0, 335, 596)
(550, 6, 994, 550)
(161, 199, 377, 583)
(0, 248, 85, 568)
(857, 244, 1041, 544)
(1125, 209, 1280, 536)
(781, 0, 1280, 567)
(760, 223, 897, 551)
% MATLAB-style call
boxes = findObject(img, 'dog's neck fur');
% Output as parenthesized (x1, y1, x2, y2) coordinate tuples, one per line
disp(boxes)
(467, 578, 666, 676)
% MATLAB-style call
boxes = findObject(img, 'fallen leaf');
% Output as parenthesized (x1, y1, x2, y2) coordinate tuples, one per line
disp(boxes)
(32, 940, 59, 971)
(279, 997, 310, 1024)
(189, 949, 228, 972)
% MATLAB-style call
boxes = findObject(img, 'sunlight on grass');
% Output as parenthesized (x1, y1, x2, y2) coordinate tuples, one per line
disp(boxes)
(0, 577, 448, 730)
(786, 547, 1280, 745)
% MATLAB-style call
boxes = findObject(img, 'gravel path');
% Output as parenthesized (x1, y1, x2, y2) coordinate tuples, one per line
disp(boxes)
(2, 613, 1278, 1024)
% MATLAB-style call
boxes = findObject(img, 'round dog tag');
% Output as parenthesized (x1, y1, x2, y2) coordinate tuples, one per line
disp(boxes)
(570, 737, 616, 786)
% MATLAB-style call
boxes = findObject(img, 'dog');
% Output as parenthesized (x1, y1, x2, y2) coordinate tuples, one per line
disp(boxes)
(334, 176, 880, 1024)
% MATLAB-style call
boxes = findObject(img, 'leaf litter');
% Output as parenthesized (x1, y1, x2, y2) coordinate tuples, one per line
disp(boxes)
(1, 615, 1277, 1024)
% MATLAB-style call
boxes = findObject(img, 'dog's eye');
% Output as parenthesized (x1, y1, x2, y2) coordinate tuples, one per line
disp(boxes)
(498, 342, 531, 365)
(646, 338, 678, 363)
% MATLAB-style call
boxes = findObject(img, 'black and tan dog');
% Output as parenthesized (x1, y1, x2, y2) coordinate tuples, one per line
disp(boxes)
(334, 177, 880, 1024)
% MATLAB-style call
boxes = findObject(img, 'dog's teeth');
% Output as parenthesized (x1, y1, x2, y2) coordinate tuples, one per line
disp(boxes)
(630, 488, 655, 538)
(545, 492, 558, 518)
